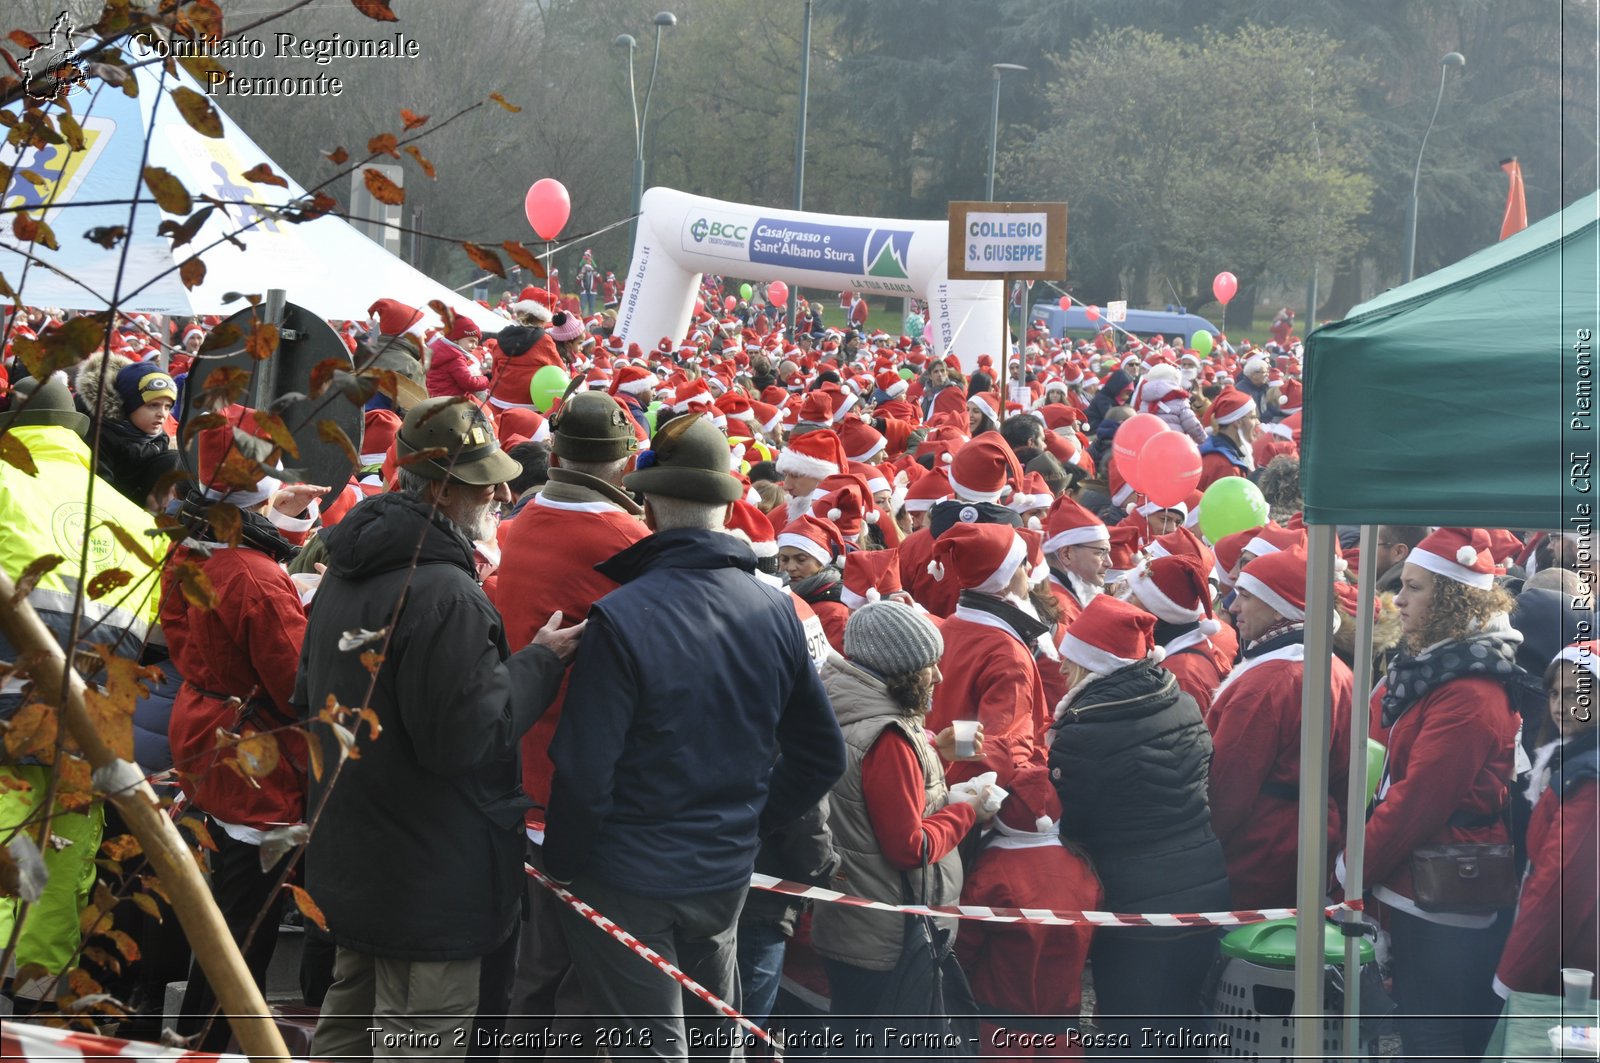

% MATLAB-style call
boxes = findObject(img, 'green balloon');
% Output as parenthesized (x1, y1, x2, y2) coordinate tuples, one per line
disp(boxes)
(646, 401, 662, 434)
(899, 367, 916, 381)
(1191, 329, 1214, 357)
(739, 283, 753, 301)
(1198, 476, 1270, 544)
(528, 365, 569, 412)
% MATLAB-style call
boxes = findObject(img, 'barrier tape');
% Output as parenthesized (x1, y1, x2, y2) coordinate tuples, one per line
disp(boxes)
(749, 872, 1355, 928)
(1, 1022, 281, 1063)
(525, 864, 782, 1057)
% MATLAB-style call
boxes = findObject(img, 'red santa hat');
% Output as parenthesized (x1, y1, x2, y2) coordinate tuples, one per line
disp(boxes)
(725, 499, 779, 558)
(609, 364, 658, 398)
(1058, 594, 1163, 674)
(811, 481, 877, 540)
(1211, 526, 1263, 587)
(967, 391, 1001, 425)
(182, 322, 206, 344)
(995, 764, 1061, 834)
(1244, 523, 1308, 560)
(776, 429, 847, 481)
(511, 286, 557, 322)
(497, 406, 549, 446)
(836, 416, 887, 463)
(876, 369, 908, 400)
(716, 391, 757, 426)
(1206, 387, 1255, 426)
(927, 522, 1026, 594)
(368, 298, 427, 338)
(360, 407, 403, 465)
(196, 405, 283, 508)
(798, 390, 836, 426)
(848, 460, 891, 499)
(777, 513, 845, 566)
(1236, 546, 1313, 622)
(1147, 526, 1216, 575)
(445, 315, 481, 343)
(1408, 527, 1497, 591)
(1041, 495, 1109, 554)
(671, 379, 715, 413)
(1124, 555, 1220, 634)
(1106, 524, 1142, 581)
(902, 469, 952, 514)
(841, 548, 903, 610)
(750, 400, 784, 436)
(1006, 471, 1056, 525)
(947, 431, 1021, 504)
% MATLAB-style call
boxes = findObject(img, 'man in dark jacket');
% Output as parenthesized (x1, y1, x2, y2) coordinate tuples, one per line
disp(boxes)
(296, 396, 583, 1060)
(544, 412, 845, 1057)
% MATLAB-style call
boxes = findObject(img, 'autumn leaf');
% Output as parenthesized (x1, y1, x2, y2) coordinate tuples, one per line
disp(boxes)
(199, 322, 242, 352)
(241, 163, 288, 188)
(252, 409, 299, 459)
(234, 732, 281, 778)
(176, 0, 225, 41)
(426, 300, 457, 335)
(13, 212, 59, 251)
(323, 146, 349, 165)
(132, 892, 161, 922)
(502, 241, 540, 271)
(106, 929, 141, 964)
(360, 650, 384, 675)
(178, 54, 228, 91)
(488, 92, 521, 113)
(351, 0, 399, 21)
(317, 419, 360, 472)
(141, 166, 192, 215)
(100, 834, 142, 862)
(172, 560, 218, 610)
(194, 368, 252, 415)
(8, 30, 42, 49)
(65, 969, 103, 1003)
(58, 755, 92, 798)
(101, 521, 159, 568)
(82, 946, 121, 977)
(358, 706, 383, 740)
(156, 205, 215, 250)
(366, 132, 398, 158)
(179, 256, 206, 290)
(83, 226, 127, 249)
(207, 502, 242, 548)
(402, 144, 435, 179)
(3, 701, 56, 759)
(397, 445, 448, 467)
(178, 814, 218, 852)
(171, 86, 223, 138)
(287, 884, 329, 930)
(11, 553, 62, 604)
(83, 689, 133, 762)
(462, 242, 505, 277)
(308, 359, 345, 400)
(362, 167, 404, 205)
(307, 736, 324, 782)
(244, 321, 279, 361)
(400, 108, 428, 130)
(86, 568, 132, 599)
(58, 113, 84, 151)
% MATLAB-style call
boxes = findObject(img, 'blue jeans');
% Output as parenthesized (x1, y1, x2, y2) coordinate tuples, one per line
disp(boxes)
(737, 921, 787, 1027)
(581, 291, 595, 316)
(1387, 907, 1511, 1063)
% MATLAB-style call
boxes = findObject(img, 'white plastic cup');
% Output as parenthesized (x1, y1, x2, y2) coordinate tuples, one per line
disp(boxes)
(952, 719, 979, 758)
(1561, 967, 1595, 1010)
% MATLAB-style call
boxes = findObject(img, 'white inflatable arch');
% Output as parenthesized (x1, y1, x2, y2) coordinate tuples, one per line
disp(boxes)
(615, 188, 1002, 372)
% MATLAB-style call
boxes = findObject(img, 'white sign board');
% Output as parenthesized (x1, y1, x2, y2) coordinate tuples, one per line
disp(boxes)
(961, 211, 1050, 273)
(1107, 299, 1128, 323)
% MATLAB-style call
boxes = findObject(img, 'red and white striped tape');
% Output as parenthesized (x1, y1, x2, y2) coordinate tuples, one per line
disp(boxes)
(1, 1021, 276, 1063)
(525, 864, 782, 1057)
(749, 872, 1351, 928)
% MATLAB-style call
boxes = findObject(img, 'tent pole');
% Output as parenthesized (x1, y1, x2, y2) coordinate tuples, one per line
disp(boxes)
(1295, 524, 1337, 1062)
(1341, 524, 1380, 1054)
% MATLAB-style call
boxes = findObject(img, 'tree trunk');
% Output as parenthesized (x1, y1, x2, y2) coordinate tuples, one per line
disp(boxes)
(1321, 259, 1366, 321)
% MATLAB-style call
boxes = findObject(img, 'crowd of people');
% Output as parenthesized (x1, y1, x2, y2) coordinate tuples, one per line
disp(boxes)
(0, 287, 1594, 1063)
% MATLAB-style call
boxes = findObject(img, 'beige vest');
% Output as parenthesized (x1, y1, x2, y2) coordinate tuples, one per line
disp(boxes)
(811, 657, 963, 971)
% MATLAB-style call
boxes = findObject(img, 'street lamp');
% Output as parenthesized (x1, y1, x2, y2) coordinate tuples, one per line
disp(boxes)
(986, 63, 1027, 201)
(1402, 51, 1465, 283)
(616, 11, 677, 255)
(787, 0, 814, 332)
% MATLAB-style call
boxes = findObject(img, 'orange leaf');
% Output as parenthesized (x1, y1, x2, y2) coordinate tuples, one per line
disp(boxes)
(3, 702, 57, 759)
(8, 30, 42, 50)
(252, 409, 299, 459)
(141, 166, 192, 214)
(100, 834, 142, 861)
(171, 86, 223, 138)
(86, 568, 132, 599)
(351, 0, 399, 21)
(11, 553, 62, 604)
(502, 241, 540, 271)
(317, 419, 360, 473)
(366, 133, 399, 158)
(400, 108, 428, 130)
(106, 929, 141, 963)
(426, 300, 457, 335)
(244, 321, 279, 361)
(488, 92, 521, 113)
(287, 884, 329, 930)
(462, 242, 505, 277)
(178, 814, 218, 852)
(234, 732, 281, 778)
(206, 501, 242, 547)
(360, 650, 384, 675)
(172, 560, 217, 610)
(402, 144, 435, 179)
(324, 146, 349, 165)
(176, 0, 225, 41)
(178, 256, 206, 290)
(132, 892, 162, 922)
(241, 163, 288, 188)
(13, 212, 59, 251)
(362, 167, 404, 206)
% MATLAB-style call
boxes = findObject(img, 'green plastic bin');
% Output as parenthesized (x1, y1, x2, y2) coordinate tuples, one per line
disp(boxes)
(1221, 917, 1374, 968)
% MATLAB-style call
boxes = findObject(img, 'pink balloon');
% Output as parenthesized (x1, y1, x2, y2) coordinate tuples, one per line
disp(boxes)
(693, 298, 705, 316)
(523, 178, 571, 240)
(1058, 295, 1072, 311)
(1112, 413, 1169, 488)
(1085, 305, 1101, 322)
(723, 295, 737, 311)
(1137, 431, 1203, 507)
(767, 281, 789, 306)
(1212, 271, 1238, 306)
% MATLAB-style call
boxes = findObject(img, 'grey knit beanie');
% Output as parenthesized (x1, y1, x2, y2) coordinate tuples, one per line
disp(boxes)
(844, 601, 944, 677)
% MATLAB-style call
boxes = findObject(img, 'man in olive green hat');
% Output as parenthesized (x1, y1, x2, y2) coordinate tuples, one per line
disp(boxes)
(297, 394, 585, 1060)
(545, 412, 845, 1053)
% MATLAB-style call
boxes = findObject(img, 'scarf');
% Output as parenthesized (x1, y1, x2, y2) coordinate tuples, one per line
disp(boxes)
(789, 564, 844, 605)
(1199, 432, 1254, 473)
(956, 590, 1052, 645)
(1379, 627, 1524, 728)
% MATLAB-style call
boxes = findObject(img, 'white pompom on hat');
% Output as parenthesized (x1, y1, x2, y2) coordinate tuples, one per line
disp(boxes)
(1408, 527, 1497, 591)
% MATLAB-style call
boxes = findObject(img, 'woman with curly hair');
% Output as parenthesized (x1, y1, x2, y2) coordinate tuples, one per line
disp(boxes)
(1343, 527, 1525, 1062)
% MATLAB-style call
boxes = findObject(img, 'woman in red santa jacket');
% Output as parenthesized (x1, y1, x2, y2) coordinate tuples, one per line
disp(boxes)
(1339, 527, 1524, 1062)
(959, 764, 1100, 1058)
(1494, 642, 1599, 1001)
(163, 414, 324, 1051)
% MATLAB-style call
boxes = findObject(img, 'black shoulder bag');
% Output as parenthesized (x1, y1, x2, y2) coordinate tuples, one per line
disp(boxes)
(874, 836, 980, 1057)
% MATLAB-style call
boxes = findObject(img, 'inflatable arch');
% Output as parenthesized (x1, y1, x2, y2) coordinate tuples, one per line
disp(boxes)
(615, 188, 1003, 372)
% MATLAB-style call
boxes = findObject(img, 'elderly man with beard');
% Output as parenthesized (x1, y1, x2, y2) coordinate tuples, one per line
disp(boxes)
(295, 396, 584, 1060)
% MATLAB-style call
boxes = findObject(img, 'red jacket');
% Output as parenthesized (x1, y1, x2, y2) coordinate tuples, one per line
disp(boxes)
(812, 599, 849, 655)
(425, 336, 489, 397)
(899, 527, 960, 618)
(488, 334, 562, 408)
(1162, 637, 1229, 716)
(163, 544, 308, 830)
(495, 486, 648, 832)
(1206, 647, 1352, 909)
(1198, 449, 1247, 490)
(1359, 676, 1519, 910)
(1495, 769, 1598, 997)
(926, 606, 1051, 790)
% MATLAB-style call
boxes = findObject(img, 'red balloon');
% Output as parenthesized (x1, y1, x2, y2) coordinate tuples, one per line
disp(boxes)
(1112, 413, 1169, 488)
(523, 178, 571, 240)
(723, 295, 737, 311)
(1058, 295, 1072, 311)
(1085, 305, 1101, 322)
(767, 281, 789, 306)
(1137, 431, 1203, 507)
(1212, 271, 1238, 306)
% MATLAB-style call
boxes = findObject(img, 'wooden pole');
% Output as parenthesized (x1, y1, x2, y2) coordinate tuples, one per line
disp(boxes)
(0, 569, 290, 1061)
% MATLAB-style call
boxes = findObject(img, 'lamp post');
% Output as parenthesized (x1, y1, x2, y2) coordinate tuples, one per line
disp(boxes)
(788, 0, 813, 332)
(1402, 51, 1465, 283)
(616, 11, 677, 256)
(986, 63, 1027, 201)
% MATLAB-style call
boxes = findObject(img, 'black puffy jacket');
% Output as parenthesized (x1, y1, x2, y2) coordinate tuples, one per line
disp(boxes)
(1048, 661, 1230, 912)
(294, 492, 566, 961)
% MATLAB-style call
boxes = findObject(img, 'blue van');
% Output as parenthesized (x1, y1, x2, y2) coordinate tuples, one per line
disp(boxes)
(1028, 304, 1219, 345)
